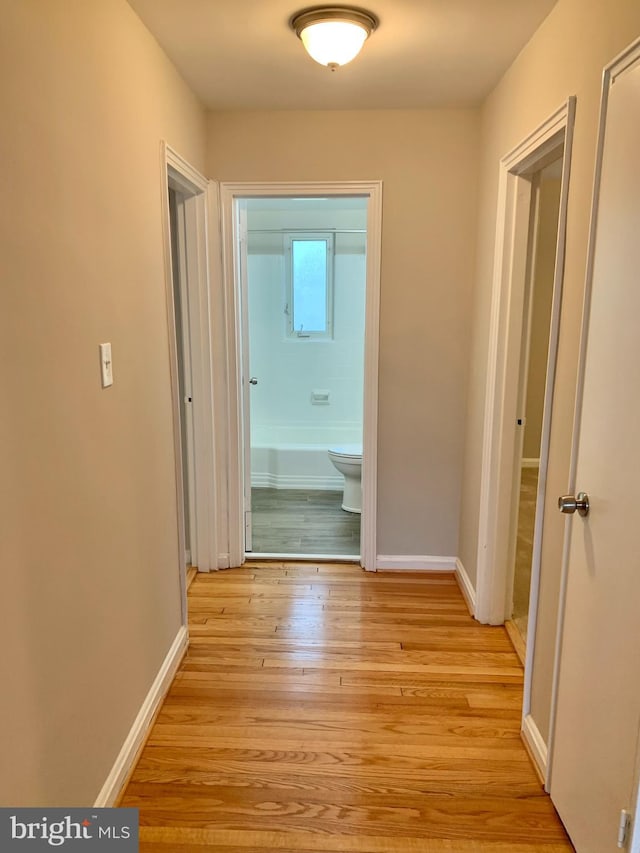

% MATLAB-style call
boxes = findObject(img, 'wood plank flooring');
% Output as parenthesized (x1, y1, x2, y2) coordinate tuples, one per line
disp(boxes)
(251, 489, 360, 555)
(121, 563, 573, 852)
(512, 467, 539, 642)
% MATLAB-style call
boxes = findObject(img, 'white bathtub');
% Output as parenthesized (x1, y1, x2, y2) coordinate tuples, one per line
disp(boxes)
(251, 426, 361, 490)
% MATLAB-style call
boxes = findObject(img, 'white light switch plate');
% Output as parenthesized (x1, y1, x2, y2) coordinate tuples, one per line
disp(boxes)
(99, 342, 113, 388)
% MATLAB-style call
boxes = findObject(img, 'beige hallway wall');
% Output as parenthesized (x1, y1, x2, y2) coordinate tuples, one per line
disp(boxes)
(207, 109, 480, 558)
(0, 0, 205, 804)
(458, 0, 640, 743)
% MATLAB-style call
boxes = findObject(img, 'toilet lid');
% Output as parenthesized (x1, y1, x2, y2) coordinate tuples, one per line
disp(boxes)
(329, 444, 362, 459)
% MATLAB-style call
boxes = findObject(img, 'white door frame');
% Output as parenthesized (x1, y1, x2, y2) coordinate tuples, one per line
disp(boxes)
(546, 44, 640, 842)
(475, 99, 575, 627)
(474, 102, 576, 784)
(160, 143, 218, 595)
(219, 181, 383, 571)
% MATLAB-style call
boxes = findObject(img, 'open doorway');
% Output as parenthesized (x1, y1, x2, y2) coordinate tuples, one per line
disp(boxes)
(219, 181, 382, 570)
(474, 98, 575, 781)
(161, 145, 218, 590)
(168, 186, 197, 568)
(242, 197, 367, 557)
(508, 156, 563, 650)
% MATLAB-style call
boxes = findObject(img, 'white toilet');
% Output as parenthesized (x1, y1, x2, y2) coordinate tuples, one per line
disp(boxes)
(328, 444, 363, 513)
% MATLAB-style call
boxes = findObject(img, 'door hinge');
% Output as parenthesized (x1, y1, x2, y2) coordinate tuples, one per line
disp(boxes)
(618, 809, 631, 849)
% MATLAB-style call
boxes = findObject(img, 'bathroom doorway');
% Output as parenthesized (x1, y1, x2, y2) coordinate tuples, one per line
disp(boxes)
(508, 155, 563, 650)
(243, 197, 365, 557)
(220, 182, 382, 569)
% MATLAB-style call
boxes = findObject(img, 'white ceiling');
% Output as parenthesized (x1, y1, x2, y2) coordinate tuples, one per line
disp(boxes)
(127, 0, 558, 110)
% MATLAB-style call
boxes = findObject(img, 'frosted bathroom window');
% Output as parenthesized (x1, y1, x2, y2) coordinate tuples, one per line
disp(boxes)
(293, 240, 326, 331)
(285, 233, 334, 339)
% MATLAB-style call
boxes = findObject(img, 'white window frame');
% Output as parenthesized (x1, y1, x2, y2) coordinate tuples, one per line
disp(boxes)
(284, 231, 334, 339)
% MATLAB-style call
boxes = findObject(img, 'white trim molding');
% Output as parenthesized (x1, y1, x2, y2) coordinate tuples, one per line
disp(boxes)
(360, 183, 383, 572)
(522, 713, 548, 782)
(632, 757, 640, 853)
(94, 626, 188, 807)
(165, 146, 208, 192)
(455, 559, 477, 616)
(376, 555, 457, 572)
(475, 97, 576, 627)
(218, 181, 382, 572)
(162, 142, 218, 580)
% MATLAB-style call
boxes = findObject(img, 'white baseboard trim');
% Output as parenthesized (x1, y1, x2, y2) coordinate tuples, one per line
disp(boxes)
(375, 555, 457, 572)
(522, 457, 540, 469)
(251, 474, 343, 490)
(93, 625, 188, 807)
(218, 553, 230, 569)
(522, 713, 548, 783)
(455, 558, 477, 616)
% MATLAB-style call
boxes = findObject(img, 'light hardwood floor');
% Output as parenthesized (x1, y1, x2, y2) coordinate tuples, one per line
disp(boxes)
(121, 562, 573, 852)
(512, 467, 539, 642)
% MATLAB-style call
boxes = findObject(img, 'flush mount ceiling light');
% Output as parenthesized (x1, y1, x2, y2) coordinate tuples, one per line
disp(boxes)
(291, 6, 378, 71)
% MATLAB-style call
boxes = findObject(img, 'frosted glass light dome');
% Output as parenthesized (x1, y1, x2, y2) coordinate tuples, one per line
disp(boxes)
(291, 7, 378, 70)
(301, 20, 368, 67)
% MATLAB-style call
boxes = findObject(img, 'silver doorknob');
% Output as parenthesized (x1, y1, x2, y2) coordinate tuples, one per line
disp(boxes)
(249, 377, 258, 386)
(558, 492, 590, 517)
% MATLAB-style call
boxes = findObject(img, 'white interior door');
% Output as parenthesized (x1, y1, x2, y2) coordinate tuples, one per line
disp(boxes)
(237, 203, 253, 552)
(169, 188, 198, 566)
(549, 46, 640, 852)
(506, 175, 540, 616)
